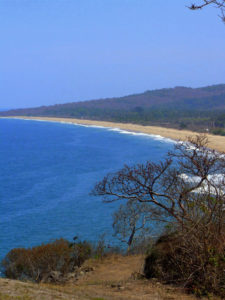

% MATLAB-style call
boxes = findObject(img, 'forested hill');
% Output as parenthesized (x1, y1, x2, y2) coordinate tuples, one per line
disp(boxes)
(1, 84, 225, 133)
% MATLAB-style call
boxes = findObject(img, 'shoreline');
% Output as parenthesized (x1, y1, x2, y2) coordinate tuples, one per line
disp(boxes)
(2, 116, 225, 152)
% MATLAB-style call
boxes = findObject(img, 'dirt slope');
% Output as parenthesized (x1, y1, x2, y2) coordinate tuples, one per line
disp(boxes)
(0, 254, 214, 300)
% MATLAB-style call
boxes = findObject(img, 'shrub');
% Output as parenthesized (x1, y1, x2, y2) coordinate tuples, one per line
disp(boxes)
(144, 231, 225, 297)
(1, 238, 92, 282)
(70, 239, 92, 267)
(211, 128, 225, 136)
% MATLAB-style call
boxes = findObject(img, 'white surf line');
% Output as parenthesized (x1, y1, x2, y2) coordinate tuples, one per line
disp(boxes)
(3, 117, 176, 144)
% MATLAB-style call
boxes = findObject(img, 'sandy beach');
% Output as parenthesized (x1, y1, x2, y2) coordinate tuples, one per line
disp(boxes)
(3, 116, 225, 152)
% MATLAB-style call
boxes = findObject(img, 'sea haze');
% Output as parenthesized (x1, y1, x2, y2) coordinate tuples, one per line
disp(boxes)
(0, 118, 174, 263)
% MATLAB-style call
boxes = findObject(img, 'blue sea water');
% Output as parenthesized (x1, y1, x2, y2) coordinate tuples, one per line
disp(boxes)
(0, 118, 174, 264)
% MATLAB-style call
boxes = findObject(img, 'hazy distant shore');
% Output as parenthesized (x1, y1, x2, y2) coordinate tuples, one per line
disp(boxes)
(2, 116, 225, 152)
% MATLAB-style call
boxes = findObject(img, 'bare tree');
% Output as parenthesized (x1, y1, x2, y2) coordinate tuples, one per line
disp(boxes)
(112, 200, 153, 251)
(93, 135, 225, 241)
(189, 0, 225, 22)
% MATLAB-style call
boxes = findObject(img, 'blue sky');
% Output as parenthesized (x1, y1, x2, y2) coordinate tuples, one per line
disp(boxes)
(1, 0, 225, 109)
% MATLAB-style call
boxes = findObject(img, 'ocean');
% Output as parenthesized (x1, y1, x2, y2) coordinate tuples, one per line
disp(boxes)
(0, 118, 175, 264)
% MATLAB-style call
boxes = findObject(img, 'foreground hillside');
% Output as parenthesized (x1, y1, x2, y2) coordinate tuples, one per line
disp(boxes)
(0, 255, 208, 300)
(1, 84, 225, 132)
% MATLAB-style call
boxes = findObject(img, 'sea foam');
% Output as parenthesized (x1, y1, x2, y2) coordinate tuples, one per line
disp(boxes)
(10, 117, 176, 144)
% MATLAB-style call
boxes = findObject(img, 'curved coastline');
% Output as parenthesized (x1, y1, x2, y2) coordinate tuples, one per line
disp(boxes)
(2, 116, 225, 152)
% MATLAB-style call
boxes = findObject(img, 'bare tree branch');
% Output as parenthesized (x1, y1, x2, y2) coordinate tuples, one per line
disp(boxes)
(189, 0, 225, 22)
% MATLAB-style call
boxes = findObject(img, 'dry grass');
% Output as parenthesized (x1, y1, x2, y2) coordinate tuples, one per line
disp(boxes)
(0, 254, 218, 300)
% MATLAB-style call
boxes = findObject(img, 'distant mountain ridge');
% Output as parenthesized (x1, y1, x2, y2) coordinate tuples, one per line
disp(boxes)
(1, 84, 225, 132)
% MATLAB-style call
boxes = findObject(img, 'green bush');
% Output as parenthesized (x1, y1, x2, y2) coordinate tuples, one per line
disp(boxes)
(211, 128, 225, 136)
